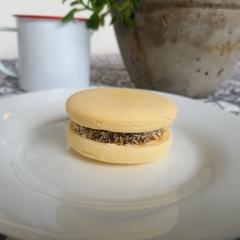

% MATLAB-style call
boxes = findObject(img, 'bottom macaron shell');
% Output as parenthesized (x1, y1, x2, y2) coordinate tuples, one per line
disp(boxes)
(66, 122, 173, 164)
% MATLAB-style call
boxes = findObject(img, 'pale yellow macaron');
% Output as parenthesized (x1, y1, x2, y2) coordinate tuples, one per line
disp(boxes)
(66, 87, 177, 164)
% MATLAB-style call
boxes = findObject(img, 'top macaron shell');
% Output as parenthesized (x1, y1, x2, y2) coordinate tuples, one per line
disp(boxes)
(66, 88, 178, 133)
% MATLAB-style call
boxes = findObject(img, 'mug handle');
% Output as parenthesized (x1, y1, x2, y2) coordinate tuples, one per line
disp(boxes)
(0, 26, 18, 78)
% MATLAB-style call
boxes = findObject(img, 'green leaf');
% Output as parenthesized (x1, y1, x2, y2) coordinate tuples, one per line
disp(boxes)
(111, 3, 119, 11)
(110, 15, 117, 25)
(122, 10, 133, 29)
(62, 9, 77, 22)
(113, 1, 130, 12)
(62, 0, 138, 29)
(132, 0, 141, 10)
(87, 13, 100, 30)
(92, 0, 105, 13)
(70, 0, 80, 6)
(100, 14, 105, 26)
(106, 0, 114, 7)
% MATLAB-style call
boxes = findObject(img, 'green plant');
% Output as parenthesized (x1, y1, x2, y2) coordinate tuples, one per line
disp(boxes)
(62, 0, 141, 30)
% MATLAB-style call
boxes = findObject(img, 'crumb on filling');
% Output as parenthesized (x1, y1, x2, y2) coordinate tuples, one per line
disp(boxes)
(73, 123, 163, 145)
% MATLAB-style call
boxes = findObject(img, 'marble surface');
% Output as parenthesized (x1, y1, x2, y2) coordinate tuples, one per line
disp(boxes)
(1, 55, 240, 117)
(0, 55, 240, 240)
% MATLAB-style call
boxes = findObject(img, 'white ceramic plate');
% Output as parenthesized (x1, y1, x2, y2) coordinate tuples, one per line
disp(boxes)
(0, 88, 240, 240)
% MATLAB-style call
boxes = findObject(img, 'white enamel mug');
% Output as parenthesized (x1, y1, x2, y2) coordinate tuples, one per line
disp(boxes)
(0, 15, 90, 91)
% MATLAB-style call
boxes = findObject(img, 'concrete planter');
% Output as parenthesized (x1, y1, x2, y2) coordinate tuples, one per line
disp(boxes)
(114, 0, 240, 97)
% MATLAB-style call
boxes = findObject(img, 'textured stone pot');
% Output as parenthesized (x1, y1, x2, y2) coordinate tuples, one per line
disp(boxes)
(114, 0, 240, 98)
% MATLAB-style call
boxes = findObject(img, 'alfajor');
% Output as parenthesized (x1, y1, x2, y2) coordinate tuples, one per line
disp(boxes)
(66, 88, 177, 164)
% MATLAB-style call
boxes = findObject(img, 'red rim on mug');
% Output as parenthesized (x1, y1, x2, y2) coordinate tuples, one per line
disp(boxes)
(13, 15, 88, 21)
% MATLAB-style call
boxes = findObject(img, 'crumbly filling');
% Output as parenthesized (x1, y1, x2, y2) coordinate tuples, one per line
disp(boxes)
(73, 123, 162, 145)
